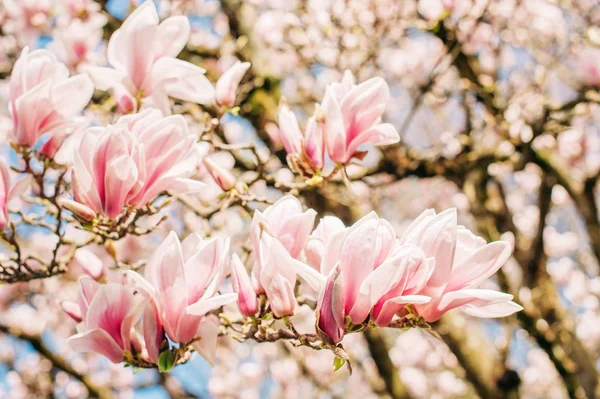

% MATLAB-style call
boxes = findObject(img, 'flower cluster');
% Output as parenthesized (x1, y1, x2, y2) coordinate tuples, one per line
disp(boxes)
(278, 71, 401, 177)
(66, 232, 236, 368)
(230, 196, 521, 345)
(0, 0, 526, 386)
(70, 109, 203, 219)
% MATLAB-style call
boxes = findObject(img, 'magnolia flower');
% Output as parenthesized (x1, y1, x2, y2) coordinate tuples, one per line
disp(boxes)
(401, 209, 523, 322)
(321, 71, 400, 164)
(230, 254, 259, 317)
(249, 196, 316, 314)
(49, 19, 104, 71)
(67, 278, 145, 363)
(8, 47, 93, 147)
(127, 232, 237, 364)
(71, 109, 203, 218)
(292, 212, 432, 343)
(250, 195, 316, 260)
(87, 0, 214, 115)
(3, 0, 53, 45)
(215, 61, 251, 108)
(278, 102, 325, 177)
(256, 234, 302, 318)
(0, 161, 32, 230)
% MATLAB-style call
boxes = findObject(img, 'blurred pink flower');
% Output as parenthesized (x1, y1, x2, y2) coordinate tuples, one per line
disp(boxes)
(203, 156, 237, 191)
(8, 47, 93, 147)
(578, 48, 600, 87)
(215, 60, 251, 108)
(49, 19, 103, 71)
(87, 0, 214, 114)
(71, 109, 203, 218)
(321, 71, 399, 164)
(127, 231, 236, 364)
(0, 160, 32, 230)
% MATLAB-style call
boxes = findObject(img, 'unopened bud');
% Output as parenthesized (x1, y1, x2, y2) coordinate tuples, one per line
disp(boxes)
(58, 199, 96, 222)
(203, 157, 237, 191)
(61, 300, 82, 323)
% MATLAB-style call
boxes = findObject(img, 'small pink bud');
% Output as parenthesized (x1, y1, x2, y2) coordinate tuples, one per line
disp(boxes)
(203, 157, 237, 191)
(316, 264, 345, 344)
(61, 300, 82, 322)
(114, 84, 136, 115)
(40, 130, 68, 159)
(74, 248, 104, 280)
(215, 61, 251, 108)
(230, 254, 258, 317)
(58, 198, 96, 221)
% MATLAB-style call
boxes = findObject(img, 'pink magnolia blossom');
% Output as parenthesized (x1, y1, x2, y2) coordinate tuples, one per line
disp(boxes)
(249, 196, 315, 314)
(215, 61, 251, 108)
(87, 0, 214, 115)
(3, 0, 53, 45)
(292, 212, 432, 343)
(0, 160, 32, 230)
(8, 47, 93, 147)
(67, 278, 144, 363)
(256, 234, 302, 318)
(230, 253, 259, 317)
(127, 232, 237, 364)
(71, 109, 204, 218)
(278, 102, 325, 176)
(401, 209, 523, 322)
(49, 19, 104, 71)
(250, 195, 316, 260)
(321, 71, 400, 164)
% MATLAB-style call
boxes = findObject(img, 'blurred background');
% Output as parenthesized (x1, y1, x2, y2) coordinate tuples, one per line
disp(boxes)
(0, 0, 600, 398)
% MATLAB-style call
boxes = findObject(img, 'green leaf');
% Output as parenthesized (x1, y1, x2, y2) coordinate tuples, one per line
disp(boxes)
(158, 350, 175, 373)
(333, 356, 345, 372)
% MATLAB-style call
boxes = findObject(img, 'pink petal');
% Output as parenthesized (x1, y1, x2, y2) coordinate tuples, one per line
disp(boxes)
(192, 315, 220, 365)
(185, 293, 239, 316)
(151, 58, 214, 105)
(154, 16, 191, 60)
(447, 241, 512, 291)
(277, 103, 303, 155)
(68, 328, 125, 363)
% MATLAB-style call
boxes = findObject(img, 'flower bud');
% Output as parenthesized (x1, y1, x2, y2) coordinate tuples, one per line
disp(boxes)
(58, 198, 96, 222)
(114, 84, 136, 115)
(203, 157, 237, 191)
(215, 61, 251, 108)
(316, 264, 345, 344)
(230, 254, 258, 317)
(74, 248, 104, 280)
(61, 300, 82, 322)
